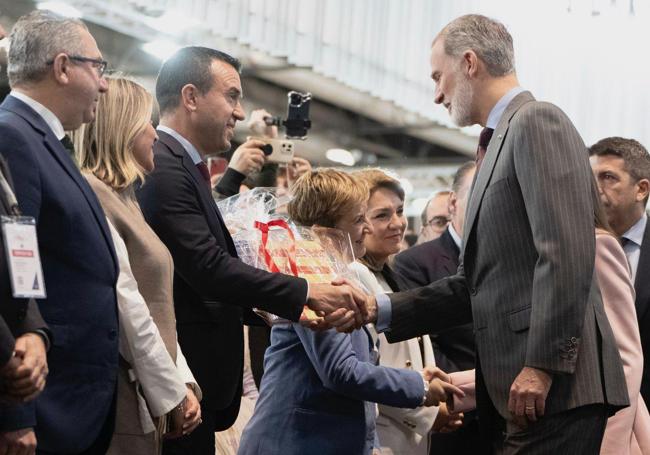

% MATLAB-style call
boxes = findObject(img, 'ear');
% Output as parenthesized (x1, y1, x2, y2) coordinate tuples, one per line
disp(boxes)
(51, 53, 71, 85)
(180, 84, 200, 112)
(636, 178, 650, 203)
(463, 50, 480, 78)
(448, 192, 458, 216)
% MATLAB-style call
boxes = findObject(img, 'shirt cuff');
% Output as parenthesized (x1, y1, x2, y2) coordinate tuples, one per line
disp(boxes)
(374, 293, 392, 332)
(31, 330, 50, 352)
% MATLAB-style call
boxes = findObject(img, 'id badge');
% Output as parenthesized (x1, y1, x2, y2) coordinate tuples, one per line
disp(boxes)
(1, 216, 46, 298)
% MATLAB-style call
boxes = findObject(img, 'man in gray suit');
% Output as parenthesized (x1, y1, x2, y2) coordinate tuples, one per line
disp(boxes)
(365, 14, 629, 453)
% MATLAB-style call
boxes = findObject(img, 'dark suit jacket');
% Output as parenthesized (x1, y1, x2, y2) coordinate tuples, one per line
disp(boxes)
(137, 131, 305, 429)
(0, 95, 119, 452)
(393, 228, 475, 373)
(0, 156, 48, 371)
(635, 220, 650, 401)
(386, 92, 629, 421)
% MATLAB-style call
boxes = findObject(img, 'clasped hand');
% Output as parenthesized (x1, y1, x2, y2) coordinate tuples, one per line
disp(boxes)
(0, 333, 48, 404)
(422, 366, 465, 407)
(302, 278, 370, 333)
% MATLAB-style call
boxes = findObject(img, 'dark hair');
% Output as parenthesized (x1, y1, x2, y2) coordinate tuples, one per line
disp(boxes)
(451, 161, 477, 194)
(155, 46, 241, 115)
(589, 137, 650, 183)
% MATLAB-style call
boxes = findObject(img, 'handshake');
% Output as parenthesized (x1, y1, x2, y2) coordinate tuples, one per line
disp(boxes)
(422, 366, 465, 407)
(302, 280, 379, 332)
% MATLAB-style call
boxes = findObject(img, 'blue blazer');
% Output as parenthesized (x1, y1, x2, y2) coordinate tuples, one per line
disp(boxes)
(0, 96, 119, 453)
(238, 324, 424, 455)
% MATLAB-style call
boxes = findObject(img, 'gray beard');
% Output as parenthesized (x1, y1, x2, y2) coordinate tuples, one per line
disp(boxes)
(450, 75, 474, 127)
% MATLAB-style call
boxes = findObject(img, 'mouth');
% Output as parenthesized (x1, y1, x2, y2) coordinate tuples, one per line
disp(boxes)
(444, 103, 451, 113)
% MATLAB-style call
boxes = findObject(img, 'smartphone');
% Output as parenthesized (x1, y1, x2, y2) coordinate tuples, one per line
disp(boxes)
(258, 138, 295, 164)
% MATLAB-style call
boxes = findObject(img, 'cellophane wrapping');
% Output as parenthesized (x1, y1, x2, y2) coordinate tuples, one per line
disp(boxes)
(217, 188, 362, 325)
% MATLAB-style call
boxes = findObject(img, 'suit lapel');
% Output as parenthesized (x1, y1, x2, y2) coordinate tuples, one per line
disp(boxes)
(634, 222, 650, 318)
(0, 157, 14, 214)
(439, 228, 460, 275)
(157, 131, 237, 254)
(462, 91, 535, 248)
(1, 97, 118, 271)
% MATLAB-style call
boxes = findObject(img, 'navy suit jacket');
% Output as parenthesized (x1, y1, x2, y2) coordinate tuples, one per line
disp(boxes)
(635, 221, 650, 401)
(393, 228, 476, 373)
(238, 324, 424, 455)
(0, 156, 48, 372)
(0, 96, 118, 453)
(137, 131, 305, 428)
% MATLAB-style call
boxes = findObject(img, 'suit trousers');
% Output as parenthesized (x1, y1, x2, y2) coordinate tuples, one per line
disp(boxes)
(494, 404, 608, 455)
(36, 394, 116, 455)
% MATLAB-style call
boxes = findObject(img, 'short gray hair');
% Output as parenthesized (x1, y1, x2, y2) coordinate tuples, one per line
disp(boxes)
(436, 14, 515, 77)
(8, 10, 88, 87)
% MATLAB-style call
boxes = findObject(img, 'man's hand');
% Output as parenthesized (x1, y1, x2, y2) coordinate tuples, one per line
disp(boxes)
(0, 428, 37, 455)
(507, 366, 553, 425)
(306, 280, 369, 333)
(229, 139, 267, 176)
(247, 109, 278, 138)
(432, 402, 464, 433)
(3, 334, 47, 402)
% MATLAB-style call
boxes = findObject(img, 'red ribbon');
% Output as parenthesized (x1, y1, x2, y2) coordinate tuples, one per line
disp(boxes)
(254, 219, 299, 276)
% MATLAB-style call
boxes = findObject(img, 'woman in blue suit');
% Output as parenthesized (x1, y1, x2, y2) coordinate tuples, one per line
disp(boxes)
(238, 170, 462, 455)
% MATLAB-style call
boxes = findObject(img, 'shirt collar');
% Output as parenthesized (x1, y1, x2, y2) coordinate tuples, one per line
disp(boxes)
(10, 90, 65, 140)
(622, 213, 647, 247)
(448, 223, 462, 249)
(485, 86, 526, 130)
(157, 125, 203, 165)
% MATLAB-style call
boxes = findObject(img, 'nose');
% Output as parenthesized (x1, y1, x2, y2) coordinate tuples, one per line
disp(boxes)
(362, 216, 372, 235)
(98, 76, 109, 93)
(233, 102, 245, 121)
(434, 85, 443, 105)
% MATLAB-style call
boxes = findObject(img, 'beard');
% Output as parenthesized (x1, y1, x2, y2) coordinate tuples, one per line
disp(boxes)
(450, 73, 475, 127)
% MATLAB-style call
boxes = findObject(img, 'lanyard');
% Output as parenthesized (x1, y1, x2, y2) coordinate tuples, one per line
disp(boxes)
(0, 167, 21, 216)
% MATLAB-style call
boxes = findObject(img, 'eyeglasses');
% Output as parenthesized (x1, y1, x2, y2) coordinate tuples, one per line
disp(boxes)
(47, 55, 108, 77)
(427, 215, 450, 229)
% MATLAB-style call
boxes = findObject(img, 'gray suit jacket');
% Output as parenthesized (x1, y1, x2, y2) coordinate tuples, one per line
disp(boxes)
(387, 91, 629, 419)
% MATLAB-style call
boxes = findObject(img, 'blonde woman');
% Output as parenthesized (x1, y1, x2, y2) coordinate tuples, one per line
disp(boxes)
(75, 77, 201, 454)
(239, 169, 463, 455)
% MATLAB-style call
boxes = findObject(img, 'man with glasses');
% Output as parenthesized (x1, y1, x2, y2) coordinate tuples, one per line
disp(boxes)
(417, 190, 450, 244)
(0, 11, 118, 454)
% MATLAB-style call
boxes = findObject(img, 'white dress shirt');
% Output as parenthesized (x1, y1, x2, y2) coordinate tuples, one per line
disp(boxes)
(622, 213, 647, 283)
(107, 218, 201, 433)
(10, 91, 65, 140)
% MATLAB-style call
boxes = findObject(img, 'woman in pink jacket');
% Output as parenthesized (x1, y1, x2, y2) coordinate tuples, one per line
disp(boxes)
(594, 182, 650, 455)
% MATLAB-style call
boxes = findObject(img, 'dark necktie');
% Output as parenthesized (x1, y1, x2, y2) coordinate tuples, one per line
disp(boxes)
(196, 161, 211, 187)
(476, 127, 494, 171)
(60, 134, 77, 165)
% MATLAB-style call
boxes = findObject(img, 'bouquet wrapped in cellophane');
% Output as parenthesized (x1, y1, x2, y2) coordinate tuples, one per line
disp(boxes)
(217, 188, 362, 325)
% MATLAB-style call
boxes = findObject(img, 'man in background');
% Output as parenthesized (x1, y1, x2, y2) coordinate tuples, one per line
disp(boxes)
(590, 136, 650, 402)
(416, 190, 450, 244)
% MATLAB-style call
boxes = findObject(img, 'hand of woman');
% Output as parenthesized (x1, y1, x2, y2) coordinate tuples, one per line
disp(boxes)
(182, 386, 201, 435)
(432, 402, 464, 433)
